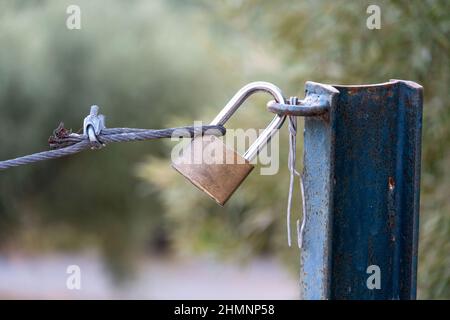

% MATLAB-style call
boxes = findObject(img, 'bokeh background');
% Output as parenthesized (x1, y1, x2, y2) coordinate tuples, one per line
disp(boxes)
(0, 0, 448, 299)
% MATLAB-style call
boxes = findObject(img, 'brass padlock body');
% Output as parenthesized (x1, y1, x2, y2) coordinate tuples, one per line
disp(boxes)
(172, 135, 254, 206)
(172, 82, 286, 205)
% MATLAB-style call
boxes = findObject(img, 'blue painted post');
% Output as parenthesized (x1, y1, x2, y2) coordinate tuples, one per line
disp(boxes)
(300, 80, 423, 300)
(299, 82, 339, 299)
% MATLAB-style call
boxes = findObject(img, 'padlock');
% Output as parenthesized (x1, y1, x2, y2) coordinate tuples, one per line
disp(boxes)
(172, 82, 286, 206)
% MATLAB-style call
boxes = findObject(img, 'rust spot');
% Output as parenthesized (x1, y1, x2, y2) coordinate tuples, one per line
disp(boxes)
(388, 176, 395, 190)
(347, 88, 360, 95)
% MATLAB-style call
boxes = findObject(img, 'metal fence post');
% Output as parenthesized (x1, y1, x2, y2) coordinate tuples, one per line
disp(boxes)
(300, 80, 423, 300)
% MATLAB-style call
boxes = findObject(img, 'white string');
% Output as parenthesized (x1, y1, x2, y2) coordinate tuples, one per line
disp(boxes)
(286, 97, 307, 249)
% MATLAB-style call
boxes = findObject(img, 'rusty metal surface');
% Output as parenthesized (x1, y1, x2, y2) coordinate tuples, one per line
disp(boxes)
(302, 80, 422, 299)
(330, 80, 422, 299)
(300, 82, 339, 299)
(172, 135, 254, 206)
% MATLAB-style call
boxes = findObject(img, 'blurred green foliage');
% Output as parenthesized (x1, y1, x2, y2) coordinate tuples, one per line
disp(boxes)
(0, 0, 448, 298)
(0, 0, 227, 278)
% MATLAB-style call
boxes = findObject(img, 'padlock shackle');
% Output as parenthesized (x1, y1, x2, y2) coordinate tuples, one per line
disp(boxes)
(210, 81, 286, 161)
